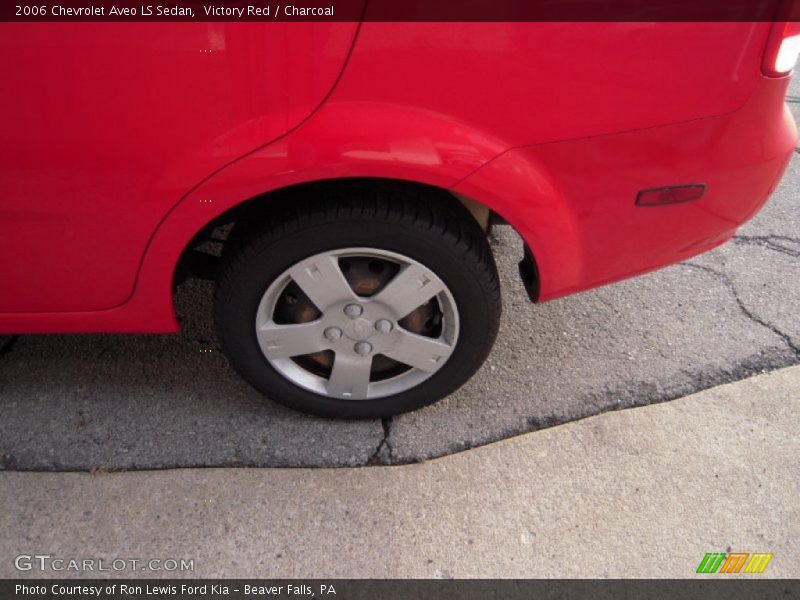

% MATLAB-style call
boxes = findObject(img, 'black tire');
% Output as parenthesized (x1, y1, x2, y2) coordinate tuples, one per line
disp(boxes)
(214, 182, 501, 418)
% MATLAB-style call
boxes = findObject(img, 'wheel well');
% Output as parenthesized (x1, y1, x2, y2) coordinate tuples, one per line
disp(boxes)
(174, 178, 495, 286)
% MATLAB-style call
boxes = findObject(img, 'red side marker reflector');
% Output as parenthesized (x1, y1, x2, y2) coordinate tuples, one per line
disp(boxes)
(636, 184, 705, 207)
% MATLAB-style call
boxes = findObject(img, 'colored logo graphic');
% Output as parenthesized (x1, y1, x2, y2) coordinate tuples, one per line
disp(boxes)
(696, 552, 773, 574)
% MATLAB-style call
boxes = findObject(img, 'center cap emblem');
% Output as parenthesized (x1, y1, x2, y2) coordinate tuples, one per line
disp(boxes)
(345, 317, 374, 341)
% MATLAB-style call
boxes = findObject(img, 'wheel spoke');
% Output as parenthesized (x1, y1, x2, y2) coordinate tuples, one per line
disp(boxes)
(373, 263, 445, 319)
(256, 321, 328, 359)
(326, 353, 372, 399)
(383, 329, 453, 373)
(288, 253, 357, 312)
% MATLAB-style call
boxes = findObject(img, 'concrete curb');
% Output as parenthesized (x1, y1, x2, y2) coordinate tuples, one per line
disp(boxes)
(1, 365, 798, 578)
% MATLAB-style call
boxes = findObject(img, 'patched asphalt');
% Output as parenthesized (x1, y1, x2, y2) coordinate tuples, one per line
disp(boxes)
(1, 79, 798, 471)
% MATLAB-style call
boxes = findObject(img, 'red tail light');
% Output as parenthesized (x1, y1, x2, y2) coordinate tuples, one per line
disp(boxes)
(763, 3, 800, 77)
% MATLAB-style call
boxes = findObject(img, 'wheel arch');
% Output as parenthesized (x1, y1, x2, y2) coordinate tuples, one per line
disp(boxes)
(174, 177, 497, 286)
(105, 102, 570, 333)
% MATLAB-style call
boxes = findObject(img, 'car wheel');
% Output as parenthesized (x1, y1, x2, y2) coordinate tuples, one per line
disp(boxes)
(214, 183, 501, 418)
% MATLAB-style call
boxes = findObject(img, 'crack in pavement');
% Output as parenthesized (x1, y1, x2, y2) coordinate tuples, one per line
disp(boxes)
(732, 234, 800, 258)
(682, 262, 800, 358)
(378, 258, 800, 466)
(367, 417, 393, 465)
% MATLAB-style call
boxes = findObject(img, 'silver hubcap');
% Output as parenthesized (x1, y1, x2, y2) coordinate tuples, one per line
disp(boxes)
(255, 248, 459, 400)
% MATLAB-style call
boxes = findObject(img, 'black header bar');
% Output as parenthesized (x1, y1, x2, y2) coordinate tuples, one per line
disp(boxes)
(3, 0, 798, 23)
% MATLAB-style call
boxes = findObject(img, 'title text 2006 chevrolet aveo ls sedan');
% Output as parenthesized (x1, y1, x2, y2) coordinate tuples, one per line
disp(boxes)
(1, 19, 797, 417)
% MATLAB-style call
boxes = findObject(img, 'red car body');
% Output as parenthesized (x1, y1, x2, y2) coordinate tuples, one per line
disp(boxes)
(0, 21, 796, 333)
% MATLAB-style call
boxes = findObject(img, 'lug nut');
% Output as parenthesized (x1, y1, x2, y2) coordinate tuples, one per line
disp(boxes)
(324, 327, 343, 341)
(344, 304, 363, 318)
(354, 342, 372, 356)
(375, 319, 393, 333)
